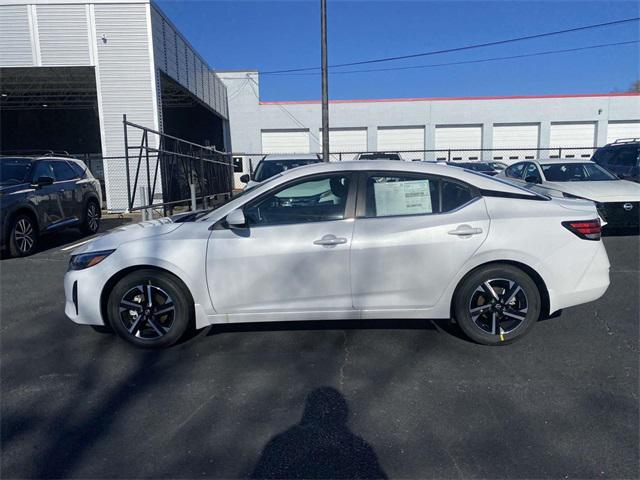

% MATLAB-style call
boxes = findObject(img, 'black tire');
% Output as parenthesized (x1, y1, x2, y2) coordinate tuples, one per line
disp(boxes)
(453, 264, 541, 346)
(79, 200, 100, 235)
(107, 269, 193, 348)
(8, 213, 38, 257)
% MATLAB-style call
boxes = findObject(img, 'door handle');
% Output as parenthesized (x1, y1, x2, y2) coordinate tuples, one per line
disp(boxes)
(313, 234, 348, 246)
(448, 225, 483, 236)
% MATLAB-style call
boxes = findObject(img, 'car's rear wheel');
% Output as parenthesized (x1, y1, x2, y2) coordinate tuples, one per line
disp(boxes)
(8, 214, 38, 257)
(107, 269, 193, 348)
(454, 264, 541, 345)
(80, 200, 100, 235)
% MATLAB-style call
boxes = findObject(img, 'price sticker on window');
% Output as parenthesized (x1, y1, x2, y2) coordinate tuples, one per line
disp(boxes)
(374, 180, 432, 216)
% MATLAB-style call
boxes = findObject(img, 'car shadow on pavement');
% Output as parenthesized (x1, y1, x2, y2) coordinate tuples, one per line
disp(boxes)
(249, 387, 387, 479)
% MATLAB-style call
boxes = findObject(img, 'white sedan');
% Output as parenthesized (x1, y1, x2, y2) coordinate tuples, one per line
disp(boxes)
(497, 159, 640, 228)
(64, 161, 610, 348)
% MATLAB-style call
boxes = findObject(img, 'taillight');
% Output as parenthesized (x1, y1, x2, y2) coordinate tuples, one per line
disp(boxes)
(562, 219, 601, 241)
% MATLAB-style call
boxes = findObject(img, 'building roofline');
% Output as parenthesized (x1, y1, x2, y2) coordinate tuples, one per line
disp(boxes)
(260, 92, 640, 105)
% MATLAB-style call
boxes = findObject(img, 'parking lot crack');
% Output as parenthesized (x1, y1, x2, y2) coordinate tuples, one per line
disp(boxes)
(338, 331, 350, 389)
(594, 308, 614, 336)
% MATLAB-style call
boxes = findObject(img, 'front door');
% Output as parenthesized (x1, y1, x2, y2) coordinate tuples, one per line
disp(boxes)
(30, 160, 64, 229)
(350, 171, 490, 310)
(206, 173, 356, 314)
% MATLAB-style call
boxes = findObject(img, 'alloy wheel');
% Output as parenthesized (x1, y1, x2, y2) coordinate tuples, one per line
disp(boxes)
(468, 278, 529, 336)
(119, 283, 176, 339)
(13, 218, 35, 254)
(87, 203, 99, 232)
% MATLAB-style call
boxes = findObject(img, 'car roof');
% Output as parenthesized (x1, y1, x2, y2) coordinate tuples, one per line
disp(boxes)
(272, 160, 541, 196)
(262, 153, 321, 161)
(0, 155, 76, 162)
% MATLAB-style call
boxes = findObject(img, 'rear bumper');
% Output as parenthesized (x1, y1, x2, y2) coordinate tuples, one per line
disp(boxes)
(548, 241, 610, 313)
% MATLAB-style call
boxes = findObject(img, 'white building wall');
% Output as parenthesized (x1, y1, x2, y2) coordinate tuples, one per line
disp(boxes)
(37, 4, 90, 66)
(93, 2, 159, 210)
(0, 5, 34, 66)
(219, 71, 640, 161)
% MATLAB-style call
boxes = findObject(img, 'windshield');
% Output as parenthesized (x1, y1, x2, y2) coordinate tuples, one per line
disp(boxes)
(254, 159, 320, 182)
(541, 162, 617, 182)
(359, 153, 402, 160)
(460, 163, 494, 172)
(0, 158, 32, 186)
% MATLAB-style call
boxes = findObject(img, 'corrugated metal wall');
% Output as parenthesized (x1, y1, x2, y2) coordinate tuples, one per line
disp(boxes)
(93, 2, 159, 210)
(37, 4, 90, 66)
(0, 5, 34, 66)
(150, 5, 228, 120)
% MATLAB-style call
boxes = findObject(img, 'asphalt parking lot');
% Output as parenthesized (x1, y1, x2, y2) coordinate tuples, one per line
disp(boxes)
(1, 221, 638, 479)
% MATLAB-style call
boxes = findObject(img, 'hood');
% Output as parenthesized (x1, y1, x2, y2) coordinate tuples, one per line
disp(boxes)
(543, 180, 640, 202)
(71, 217, 182, 255)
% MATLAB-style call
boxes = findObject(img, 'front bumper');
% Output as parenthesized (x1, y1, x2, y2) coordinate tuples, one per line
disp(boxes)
(597, 202, 640, 227)
(64, 267, 108, 326)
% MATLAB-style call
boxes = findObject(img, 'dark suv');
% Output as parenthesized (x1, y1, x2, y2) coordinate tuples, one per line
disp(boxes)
(0, 156, 102, 257)
(591, 139, 640, 182)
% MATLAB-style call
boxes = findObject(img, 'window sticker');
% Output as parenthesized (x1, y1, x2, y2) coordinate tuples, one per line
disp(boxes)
(374, 180, 432, 216)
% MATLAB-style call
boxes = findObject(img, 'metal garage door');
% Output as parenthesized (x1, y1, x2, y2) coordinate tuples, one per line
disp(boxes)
(377, 127, 425, 160)
(607, 121, 640, 144)
(318, 128, 367, 159)
(492, 124, 540, 163)
(261, 129, 310, 154)
(549, 122, 596, 158)
(435, 125, 482, 161)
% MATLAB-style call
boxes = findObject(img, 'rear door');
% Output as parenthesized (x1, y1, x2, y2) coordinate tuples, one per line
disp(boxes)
(51, 160, 81, 221)
(350, 171, 490, 310)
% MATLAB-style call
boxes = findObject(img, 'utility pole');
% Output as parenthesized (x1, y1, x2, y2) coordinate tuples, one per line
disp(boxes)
(320, 0, 330, 162)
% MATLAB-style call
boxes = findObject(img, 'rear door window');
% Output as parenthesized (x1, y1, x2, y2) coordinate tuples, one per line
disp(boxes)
(364, 173, 475, 217)
(52, 161, 78, 181)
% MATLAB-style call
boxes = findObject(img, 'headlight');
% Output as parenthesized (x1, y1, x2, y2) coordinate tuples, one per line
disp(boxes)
(69, 250, 115, 270)
(562, 192, 585, 200)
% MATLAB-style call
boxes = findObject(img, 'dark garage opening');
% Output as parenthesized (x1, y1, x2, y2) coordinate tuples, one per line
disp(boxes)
(0, 67, 102, 156)
(159, 72, 224, 151)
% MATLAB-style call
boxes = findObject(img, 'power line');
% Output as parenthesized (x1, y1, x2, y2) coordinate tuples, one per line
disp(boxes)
(259, 16, 640, 75)
(265, 40, 639, 77)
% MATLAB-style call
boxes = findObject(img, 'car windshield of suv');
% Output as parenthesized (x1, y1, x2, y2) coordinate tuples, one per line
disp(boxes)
(0, 158, 33, 186)
(541, 162, 618, 182)
(253, 159, 319, 182)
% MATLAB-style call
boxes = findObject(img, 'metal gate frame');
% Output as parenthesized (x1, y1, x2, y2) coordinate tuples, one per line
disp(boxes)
(123, 115, 233, 215)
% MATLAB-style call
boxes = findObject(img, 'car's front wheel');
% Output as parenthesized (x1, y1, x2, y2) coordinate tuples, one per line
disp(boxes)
(453, 264, 541, 345)
(8, 214, 38, 257)
(107, 269, 193, 348)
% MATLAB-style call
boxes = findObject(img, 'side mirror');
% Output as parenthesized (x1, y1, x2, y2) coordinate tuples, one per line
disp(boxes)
(34, 176, 54, 187)
(524, 175, 540, 184)
(225, 209, 246, 229)
(239, 174, 250, 184)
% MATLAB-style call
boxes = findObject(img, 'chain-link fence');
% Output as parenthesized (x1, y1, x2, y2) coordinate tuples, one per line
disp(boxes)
(228, 146, 598, 189)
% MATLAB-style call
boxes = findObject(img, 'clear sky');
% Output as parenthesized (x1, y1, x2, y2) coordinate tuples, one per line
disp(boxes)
(156, 0, 640, 101)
